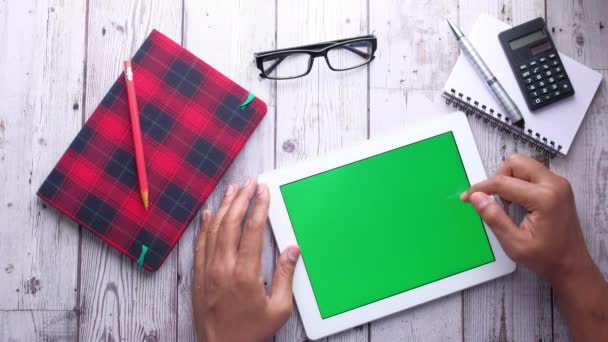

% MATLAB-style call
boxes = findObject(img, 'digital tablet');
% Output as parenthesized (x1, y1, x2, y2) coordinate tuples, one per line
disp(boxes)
(258, 112, 515, 340)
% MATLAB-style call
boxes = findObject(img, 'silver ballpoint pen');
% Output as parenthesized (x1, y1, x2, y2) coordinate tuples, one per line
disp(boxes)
(447, 18, 525, 128)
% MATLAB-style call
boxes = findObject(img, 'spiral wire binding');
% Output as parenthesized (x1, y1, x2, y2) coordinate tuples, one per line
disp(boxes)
(443, 89, 562, 158)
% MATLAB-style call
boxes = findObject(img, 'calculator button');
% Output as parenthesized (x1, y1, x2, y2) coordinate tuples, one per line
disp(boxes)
(524, 77, 533, 84)
(539, 57, 547, 63)
(550, 84, 558, 90)
(549, 53, 557, 59)
(554, 66, 562, 73)
(551, 60, 559, 66)
(534, 98, 542, 105)
(557, 73, 566, 80)
(529, 60, 538, 67)
(548, 77, 556, 83)
(532, 67, 541, 74)
(522, 71, 531, 77)
(553, 91, 561, 97)
(519, 64, 527, 70)
(535, 74, 543, 81)
(527, 84, 536, 91)
(541, 87, 549, 94)
(544, 94, 552, 101)
(545, 70, 553, 77)
(560, 81, 572, 92)
(538, 81, 546, 87)
(530, 91, 539, 98)
(542, 64, 550, 70)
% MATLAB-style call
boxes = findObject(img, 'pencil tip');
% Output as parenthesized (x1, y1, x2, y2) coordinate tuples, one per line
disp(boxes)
(142, 191, 149, 210)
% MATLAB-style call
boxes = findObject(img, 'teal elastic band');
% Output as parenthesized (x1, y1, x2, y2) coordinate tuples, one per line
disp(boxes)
(240, 93, 255, 110)
(136, 244, 149, 268)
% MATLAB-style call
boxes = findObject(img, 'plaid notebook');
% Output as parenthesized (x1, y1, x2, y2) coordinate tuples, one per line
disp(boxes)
(37, 30, 267, 271)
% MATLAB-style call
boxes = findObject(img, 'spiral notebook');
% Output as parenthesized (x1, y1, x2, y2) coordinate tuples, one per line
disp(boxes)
(442, 14, 602, 157)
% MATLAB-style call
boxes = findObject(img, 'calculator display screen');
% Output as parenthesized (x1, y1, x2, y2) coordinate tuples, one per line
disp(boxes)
(509, 29, 546, 50)
(530, 41, 552, 56)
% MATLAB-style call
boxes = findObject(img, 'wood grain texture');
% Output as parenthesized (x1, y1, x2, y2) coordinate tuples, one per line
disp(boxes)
(178, 0, 277, 341)
(458, 1, 554, 341)
(2, 1, 606, 340)
(548, 1, 608, 340)
(0, 0, 84, 311)
(369, 0, 459, 92)
(368, 1, 463, 340)
(547, 0, 608, 69)
(77, 1, 182, 341)
(274, 1, 369, 340)
(0, 310, 77, 342)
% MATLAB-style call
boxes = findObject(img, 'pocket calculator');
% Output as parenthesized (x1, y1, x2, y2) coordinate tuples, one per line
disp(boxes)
(498, 17, 574, 111)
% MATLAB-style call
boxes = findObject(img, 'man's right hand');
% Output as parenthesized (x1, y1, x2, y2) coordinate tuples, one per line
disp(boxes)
(461, 153, 608, 341)
(460, 153, 589, 283)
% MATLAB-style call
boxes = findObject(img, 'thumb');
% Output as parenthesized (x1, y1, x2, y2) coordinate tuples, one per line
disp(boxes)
(469, 192, 523, 256)
(268, 246, 300, 321)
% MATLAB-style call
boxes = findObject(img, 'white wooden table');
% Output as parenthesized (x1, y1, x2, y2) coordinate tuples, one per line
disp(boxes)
(1, 0, 606, 341)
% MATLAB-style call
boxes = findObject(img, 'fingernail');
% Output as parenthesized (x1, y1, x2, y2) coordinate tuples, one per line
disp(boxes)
(202, 209, 210, 220)
(243, 177, 251, 187)
(460, 191, 467, 201)
(286, 246, 301, 263)
(225, 184, 236, 196)
(470, 192, 490, 210)
(257, 183, 266, 195)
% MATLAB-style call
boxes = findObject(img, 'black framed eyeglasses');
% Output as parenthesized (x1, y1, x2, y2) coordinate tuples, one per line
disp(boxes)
(254, 35, 377, 80)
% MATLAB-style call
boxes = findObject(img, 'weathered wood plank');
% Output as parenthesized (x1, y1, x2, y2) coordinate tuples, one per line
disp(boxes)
(367, 1, 463, 340)
(547, 0, 608, 70)
(177, 0, 277, 341)
(369, 0, 459, 92)
(0, 310, 77, 342)
(369, 292, 461, 342)
(274, 0, 369, 340)
(458, 1, 554, 341)
(78, 1, 182, 341)
(0, 0, 84, 311)
(548, 1, 608, 339)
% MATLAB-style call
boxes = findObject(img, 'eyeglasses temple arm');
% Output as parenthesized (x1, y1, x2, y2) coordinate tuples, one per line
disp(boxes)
(341, 44, 371, 59)
(263, 55, 288, 76)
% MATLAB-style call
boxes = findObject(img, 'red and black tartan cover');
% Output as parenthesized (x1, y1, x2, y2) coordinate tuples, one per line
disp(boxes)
(37, 30, 267, 271)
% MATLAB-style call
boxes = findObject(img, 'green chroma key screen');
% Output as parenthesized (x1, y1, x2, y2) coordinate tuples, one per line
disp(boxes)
(280, 132, 495, 319)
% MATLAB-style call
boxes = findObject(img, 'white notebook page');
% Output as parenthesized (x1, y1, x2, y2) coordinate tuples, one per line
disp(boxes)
(443, 14, 602, 155)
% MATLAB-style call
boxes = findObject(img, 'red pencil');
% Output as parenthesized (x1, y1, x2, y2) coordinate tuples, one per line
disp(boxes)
(123, 60, 149, 210)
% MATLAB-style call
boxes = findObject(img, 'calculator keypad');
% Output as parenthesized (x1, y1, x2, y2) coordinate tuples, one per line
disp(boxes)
(518, 53, 574, 110)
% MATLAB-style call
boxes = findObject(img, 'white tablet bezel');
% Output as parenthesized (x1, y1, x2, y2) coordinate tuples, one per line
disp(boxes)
(258, 112, 516, 340)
